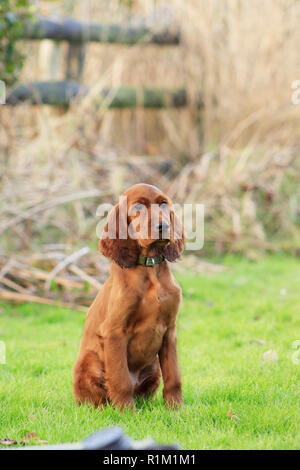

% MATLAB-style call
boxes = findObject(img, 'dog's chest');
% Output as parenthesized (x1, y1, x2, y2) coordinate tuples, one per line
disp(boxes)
(127, 319, 166, 371)
(137, 280, 179, 325)
(127, 282, 180, 370)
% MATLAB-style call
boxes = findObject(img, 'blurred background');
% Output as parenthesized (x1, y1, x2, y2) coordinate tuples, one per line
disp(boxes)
(0, 0, 299, 309)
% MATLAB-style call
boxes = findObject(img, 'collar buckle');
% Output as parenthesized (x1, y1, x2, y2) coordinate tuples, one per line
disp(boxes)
(145, 257, 155, 267)
(137, 254, 165, 267)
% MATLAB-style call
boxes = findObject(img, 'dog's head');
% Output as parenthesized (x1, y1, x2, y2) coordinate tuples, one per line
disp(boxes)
(99, 183, 184, 268)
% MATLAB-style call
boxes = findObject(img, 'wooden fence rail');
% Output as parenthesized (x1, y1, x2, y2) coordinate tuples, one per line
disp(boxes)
(21, 17, 180, 45)
(4, 15, 186, 109)
(7, 82, 187, 108)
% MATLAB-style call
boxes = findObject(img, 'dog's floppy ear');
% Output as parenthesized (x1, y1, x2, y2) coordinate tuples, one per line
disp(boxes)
(99, 198, 139, 268)
(163, 211, 185, 262)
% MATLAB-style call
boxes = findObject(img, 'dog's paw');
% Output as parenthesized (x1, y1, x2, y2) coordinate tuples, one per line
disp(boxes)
(164, 395, 184, 410)
(114, 397, 136, 413)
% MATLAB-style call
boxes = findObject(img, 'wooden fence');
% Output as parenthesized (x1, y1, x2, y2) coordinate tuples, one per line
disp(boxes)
(5, 16, 187, 109)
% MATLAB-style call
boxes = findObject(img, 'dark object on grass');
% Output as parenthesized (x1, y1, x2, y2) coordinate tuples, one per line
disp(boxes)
(10, 427, 180, 450)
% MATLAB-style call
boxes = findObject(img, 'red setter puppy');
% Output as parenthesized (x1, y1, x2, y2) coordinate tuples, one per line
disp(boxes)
(73, 183, 184, 411)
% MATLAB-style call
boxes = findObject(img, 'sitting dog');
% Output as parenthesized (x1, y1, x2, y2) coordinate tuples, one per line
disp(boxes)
(73, 183, 184, 410)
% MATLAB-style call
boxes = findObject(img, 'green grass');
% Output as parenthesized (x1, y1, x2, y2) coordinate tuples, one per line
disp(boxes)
(0, 256, 299, 449)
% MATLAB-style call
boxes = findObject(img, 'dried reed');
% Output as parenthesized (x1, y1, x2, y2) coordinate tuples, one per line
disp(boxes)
(0, 0, 299, 267)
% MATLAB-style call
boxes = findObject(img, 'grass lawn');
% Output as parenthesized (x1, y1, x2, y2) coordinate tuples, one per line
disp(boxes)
(0, 256, 299, 450)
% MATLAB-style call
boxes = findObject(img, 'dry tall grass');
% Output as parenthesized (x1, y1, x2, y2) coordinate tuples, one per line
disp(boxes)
(0, 0, 299, 257)
(176, 0, 300, 151)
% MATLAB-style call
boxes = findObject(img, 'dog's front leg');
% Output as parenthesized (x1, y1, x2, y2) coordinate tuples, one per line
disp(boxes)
(159, 326, 183, 408)
(104, 332, 135, 411)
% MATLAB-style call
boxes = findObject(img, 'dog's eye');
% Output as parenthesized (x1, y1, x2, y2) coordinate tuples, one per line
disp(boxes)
(134, 203, 145, 212)
(160, 201, 168, 208)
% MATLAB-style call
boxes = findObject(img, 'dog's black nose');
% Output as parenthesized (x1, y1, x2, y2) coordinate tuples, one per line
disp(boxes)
(156, 221, 170, 232)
